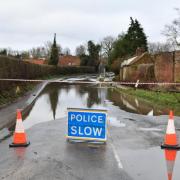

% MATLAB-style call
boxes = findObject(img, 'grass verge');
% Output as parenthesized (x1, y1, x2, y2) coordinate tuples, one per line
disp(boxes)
(115, 87, 180, 113)
(0, 83, 36, 108)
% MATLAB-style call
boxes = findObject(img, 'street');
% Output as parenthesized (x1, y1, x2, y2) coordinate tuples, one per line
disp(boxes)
(0, 78, 180, 180)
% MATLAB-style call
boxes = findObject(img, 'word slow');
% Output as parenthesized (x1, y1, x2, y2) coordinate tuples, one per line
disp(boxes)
(70, 126, 103, 137)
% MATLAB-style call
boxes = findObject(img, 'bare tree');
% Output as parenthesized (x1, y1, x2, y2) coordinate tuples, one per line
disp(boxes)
(101, 36, 115, 58)
(44, 41, 52, 58)
(163, 8, 180, 49)
(44, 41, 62, 58)
(75, 45, 86, 56)
(148, 42, 172, 54)
(63, 47, 71, 55)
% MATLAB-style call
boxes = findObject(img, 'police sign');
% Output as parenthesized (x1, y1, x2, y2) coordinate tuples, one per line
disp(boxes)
(67, 108, 107, 141)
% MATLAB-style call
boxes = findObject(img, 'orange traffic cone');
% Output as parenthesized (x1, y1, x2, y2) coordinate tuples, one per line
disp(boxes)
(164, 149, 177, 180)
(161, 111, 180, 150)
(9, 110, 30, 147)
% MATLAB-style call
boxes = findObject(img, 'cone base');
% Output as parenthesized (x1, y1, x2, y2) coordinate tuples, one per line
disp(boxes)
(9, 142, 30, 148)
(161, 143, 180, 150)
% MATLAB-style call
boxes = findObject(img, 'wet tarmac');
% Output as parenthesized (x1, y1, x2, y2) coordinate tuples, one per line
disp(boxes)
(0, 76, 180, 179)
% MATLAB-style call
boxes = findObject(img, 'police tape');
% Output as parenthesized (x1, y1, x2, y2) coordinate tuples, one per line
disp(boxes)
(0, 78, 180, 85)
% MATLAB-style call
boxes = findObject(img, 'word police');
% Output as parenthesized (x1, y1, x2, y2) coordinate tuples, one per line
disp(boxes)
(70, 113, 104, 124)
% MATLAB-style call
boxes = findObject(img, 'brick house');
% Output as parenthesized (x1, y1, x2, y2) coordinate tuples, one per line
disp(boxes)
(58, 55, 80, 66)
(24, 58, 47, 65)
(120, 52, 154, 82)
(120, 50, 180, 83)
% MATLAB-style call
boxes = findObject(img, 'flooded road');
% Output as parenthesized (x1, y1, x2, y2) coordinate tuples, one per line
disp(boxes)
(23, 82, 179, 130)
(0, 78, 180, 180)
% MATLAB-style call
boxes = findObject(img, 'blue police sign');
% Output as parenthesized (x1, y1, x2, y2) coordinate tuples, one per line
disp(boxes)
(67, 108, 107, 141)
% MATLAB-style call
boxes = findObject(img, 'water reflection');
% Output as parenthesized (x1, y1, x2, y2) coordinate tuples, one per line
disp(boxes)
(42, 83, 59, 120)
(2, 83, 180, 133)
(14, 147, 27, 159)
(20, 83, 180, 129)
(164, 149, 178, 180)
(107, 88, 170, 116)
(23, 84, 107, 129)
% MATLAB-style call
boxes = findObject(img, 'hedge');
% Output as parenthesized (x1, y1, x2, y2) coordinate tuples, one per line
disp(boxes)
(0, 56, 95, 91)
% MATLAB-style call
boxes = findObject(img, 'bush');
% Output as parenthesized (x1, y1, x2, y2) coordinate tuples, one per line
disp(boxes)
(110, 60, 121, 75)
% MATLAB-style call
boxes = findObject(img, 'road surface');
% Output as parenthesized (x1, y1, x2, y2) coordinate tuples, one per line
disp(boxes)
(0, 77, 180, 180)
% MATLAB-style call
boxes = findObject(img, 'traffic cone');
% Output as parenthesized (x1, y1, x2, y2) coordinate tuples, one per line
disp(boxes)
(161, 111, 180, 150)
(164, 149, 177, 180)
(9, 110, 30, 147)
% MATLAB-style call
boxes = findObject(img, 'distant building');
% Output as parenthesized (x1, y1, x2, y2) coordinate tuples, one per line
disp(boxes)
(120, 52, 154, 82)
(58, 55, 80, 66)
(120, 49, 180, 83)
(24, 59, 47, 65)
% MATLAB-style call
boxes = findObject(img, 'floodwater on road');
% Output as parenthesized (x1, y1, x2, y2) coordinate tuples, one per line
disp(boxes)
(1, 79, 180, 180)
(21, 82, 180, 180)
(23, 82, 178, 130)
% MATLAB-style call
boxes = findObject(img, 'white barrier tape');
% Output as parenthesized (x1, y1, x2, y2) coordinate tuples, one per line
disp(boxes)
(0, 78, 180, 85)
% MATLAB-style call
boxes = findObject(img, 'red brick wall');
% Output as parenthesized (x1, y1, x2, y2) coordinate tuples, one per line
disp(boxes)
(59, 55, 80, 66)
(24, 59, 46, 65)
(175, 51, 180, 82)
(154, 52, 174, 82)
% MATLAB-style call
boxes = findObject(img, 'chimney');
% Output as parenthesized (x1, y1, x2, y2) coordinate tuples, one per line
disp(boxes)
(136, 47, 145, 56)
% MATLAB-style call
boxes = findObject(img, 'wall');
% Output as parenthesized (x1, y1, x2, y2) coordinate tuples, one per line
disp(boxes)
(154, 52, 174, 82)
(120, 51, 180, 84)
(120, 53, 154, 82)
(175, 51, 180, 82)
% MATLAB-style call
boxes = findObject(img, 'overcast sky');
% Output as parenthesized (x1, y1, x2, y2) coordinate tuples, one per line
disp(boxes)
(0, 0, 180, 53)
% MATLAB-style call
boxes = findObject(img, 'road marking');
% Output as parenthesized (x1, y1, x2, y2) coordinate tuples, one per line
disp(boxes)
(110, 142, 123, 169)
(107, 131, 123, 169)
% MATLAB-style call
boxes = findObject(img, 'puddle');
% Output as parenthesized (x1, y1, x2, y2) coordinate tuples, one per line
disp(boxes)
(109, 117, 126, 128)
(121, 147, 180, 180)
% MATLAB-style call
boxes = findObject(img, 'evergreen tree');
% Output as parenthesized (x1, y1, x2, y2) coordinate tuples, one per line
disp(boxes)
(80, 41, 101, 68)
(109, 17, 148, 63)
(0, 49, 7, 56)
(87, 41, 101, 67)
(125, 17, 148, 55)
(49, 33, 59, 66)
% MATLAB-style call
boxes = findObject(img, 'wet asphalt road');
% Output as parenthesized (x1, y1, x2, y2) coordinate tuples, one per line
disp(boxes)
(1, 111, 180, 180)
(0, 116, 133, 180)
(0, 80, 180, 180)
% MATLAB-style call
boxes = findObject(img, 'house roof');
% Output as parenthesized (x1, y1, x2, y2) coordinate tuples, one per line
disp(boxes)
(24, 59, 46, 65)
(121, 52, 147, 67)
(59, 55, 80, 66)
(121, 56, 137, 67)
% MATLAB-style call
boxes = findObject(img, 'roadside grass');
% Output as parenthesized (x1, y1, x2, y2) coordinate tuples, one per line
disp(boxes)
(0, 74, 64, 108)
(115, 87, 180, 113)
(0, 83, 35, 108)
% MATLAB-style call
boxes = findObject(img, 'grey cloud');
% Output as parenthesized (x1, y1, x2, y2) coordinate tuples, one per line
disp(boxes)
(0, 0, 180, 52)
